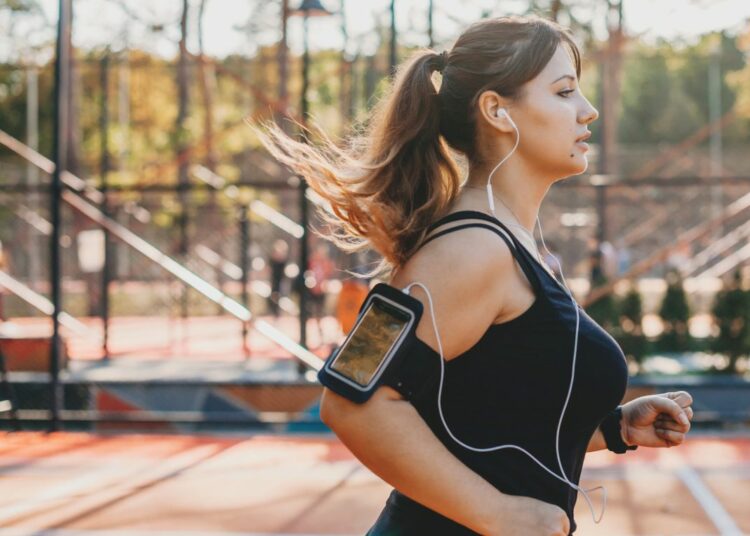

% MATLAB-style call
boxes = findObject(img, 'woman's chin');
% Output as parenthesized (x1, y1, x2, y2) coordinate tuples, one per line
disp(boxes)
(553, 157, 588, 181)
(569, 155, 589, 175)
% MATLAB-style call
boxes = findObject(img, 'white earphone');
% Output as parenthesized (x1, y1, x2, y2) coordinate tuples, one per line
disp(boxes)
(402, 107, 607, 525)
(496, 106, 511, 120)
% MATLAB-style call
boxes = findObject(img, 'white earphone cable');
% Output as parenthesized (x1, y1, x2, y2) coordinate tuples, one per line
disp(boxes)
(402, 110, 606, 524)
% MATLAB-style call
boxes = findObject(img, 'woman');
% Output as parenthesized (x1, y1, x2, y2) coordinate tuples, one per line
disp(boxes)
(254, 14, 694, 536)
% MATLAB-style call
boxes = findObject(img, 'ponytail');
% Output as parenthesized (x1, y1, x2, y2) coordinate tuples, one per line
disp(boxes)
(250, 49, 462, 280)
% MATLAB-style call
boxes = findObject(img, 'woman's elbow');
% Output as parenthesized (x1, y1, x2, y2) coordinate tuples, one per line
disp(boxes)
(319, 385, 402, 426)
(320, 387, 358, 426)
(319, 388, 341, 425)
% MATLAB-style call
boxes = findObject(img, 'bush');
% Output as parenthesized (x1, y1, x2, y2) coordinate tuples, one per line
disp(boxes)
(711, 268, 749, 373)
(615, 282, 648, 364)
(655, 268, 694, 353)
(588, 278, 647, 366)
(586, 271, 619, 330)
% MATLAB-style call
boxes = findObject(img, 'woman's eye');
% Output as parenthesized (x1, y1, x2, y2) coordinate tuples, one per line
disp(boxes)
(558, 89, 575, 98)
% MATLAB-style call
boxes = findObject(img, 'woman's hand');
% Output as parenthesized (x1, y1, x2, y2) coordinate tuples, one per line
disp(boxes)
(620, 391, 694, 448)
(487, 494, 570, 536)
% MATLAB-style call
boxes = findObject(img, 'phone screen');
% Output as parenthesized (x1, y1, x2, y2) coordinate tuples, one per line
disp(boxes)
(329, 296, 411, 387)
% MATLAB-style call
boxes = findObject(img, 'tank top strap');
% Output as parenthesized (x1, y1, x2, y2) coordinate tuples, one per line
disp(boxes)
(419, 210, 544, 294)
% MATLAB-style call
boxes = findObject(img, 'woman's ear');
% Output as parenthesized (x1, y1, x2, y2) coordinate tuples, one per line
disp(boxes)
(477, 90, 514, 133)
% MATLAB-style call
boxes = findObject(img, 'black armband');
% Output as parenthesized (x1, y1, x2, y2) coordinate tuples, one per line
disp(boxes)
(318, 283, 439, 404)
(600, 406, 638, 454)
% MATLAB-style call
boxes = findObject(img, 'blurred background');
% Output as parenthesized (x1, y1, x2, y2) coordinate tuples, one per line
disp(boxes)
(0, 0, 749, 440)
(1, 2, 750, 535)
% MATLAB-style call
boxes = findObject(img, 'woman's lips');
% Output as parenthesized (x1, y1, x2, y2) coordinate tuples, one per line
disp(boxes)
(575, 141, 589, 151)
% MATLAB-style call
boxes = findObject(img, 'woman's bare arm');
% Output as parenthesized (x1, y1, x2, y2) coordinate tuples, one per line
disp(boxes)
(322, 387, 512, 534)
(321, 227, 522, 533)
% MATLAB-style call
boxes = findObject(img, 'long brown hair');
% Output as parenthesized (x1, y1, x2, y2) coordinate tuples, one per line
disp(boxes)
(251, 14, 581, 280)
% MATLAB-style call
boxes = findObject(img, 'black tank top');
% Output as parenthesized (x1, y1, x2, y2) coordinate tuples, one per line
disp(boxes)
(384, 210, 630, 535)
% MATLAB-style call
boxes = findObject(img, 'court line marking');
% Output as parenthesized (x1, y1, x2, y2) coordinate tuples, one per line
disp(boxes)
(676, 465, 744, 536)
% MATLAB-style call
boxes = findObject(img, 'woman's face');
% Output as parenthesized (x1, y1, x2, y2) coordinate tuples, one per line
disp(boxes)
(505, 44, 599, 180)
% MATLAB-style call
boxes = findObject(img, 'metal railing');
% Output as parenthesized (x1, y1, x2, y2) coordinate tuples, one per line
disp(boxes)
(0, 128, 325, 372)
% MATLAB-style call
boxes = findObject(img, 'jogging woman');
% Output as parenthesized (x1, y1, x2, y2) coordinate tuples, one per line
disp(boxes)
(254, 14, 694, 535)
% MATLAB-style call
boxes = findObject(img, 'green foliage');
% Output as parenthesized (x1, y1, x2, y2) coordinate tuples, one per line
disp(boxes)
(2, 25, 749, 188)
(0, 0, 39, 12)
(585, 272, 619, 330)
(656, 269, 693, 353)
(618, 32, 746, 145)
(619, 284, 643, 326)
(711, 269, 749, 373)
(589, 276, 705, 367)
(586, 274, 650, 366)
(590, 281, 648, 366)
(652, 84, 704, 143)
(615, 283, 647, 364)
(619, 47, 672, 144)
(0, 64, 55, 157)
(678, 33, 745, 122)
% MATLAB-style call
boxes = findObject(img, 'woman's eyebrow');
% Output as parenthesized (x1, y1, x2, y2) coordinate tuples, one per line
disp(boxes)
(551, 74, 576, 84)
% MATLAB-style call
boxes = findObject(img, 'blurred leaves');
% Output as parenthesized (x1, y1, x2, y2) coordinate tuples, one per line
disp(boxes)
(0, 0, 39, 12)
(618, 31, 748, 144)
(2, 1, 750, 188)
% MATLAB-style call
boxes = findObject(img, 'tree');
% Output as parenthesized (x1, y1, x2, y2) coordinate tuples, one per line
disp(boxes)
(711, 268, 749, 374)
(175, 0, 191, 317)
(656, 268, 693, 353)
(616, 281, 647, 365)
(676, 32, 744, 128)
(618, 46, 672, 144)
(618, 33, 746, 147)
(586, 270, 619, 330)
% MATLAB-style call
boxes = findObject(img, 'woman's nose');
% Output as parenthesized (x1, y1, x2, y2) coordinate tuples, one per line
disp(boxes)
(580, 104, 599, 125)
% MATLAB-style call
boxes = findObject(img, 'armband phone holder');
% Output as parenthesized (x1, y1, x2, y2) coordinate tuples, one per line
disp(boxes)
(318, 283, 424, 404)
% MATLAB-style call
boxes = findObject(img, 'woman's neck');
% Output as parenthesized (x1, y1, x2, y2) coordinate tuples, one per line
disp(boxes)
(447, 189, 540, 261)
(462, 160, 550, 234)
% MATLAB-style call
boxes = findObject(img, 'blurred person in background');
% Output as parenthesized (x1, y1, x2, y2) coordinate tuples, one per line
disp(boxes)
(268, 239, 289, 319)
(615, 238, 631, 276)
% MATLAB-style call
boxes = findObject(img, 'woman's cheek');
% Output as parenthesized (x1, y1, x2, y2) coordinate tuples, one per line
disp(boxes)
(529, 132, 568, 168)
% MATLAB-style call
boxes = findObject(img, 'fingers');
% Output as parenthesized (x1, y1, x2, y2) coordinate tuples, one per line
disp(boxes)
(652, 395, 691, 426)
(652, 392, 694, 448)
(656, 405, 693, 422)
(657, 391, 695, 422)
(655, 415, 690, 433)
(655, 426, 686, 447)
(662, 390, 693, 409)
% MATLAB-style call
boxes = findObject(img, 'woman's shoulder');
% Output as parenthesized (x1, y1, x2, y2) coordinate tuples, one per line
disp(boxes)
(415, 210, 516, 269)
(388, 215, 516, 360)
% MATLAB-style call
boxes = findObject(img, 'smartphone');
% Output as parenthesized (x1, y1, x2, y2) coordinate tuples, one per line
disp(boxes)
(328, 294, 414, 389)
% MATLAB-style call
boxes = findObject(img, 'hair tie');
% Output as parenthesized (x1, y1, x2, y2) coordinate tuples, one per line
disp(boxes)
(435, 50, 449, 73)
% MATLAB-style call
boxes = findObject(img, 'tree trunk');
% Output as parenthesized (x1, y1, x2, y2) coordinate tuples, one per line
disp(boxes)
(197, 0, 225, 313)
(176, 0, 191, 318)
(602, 0, 623, 176)
(276, 0, 291, 134)
(197, 0, 217, 172)
(338, 0, 352, 132)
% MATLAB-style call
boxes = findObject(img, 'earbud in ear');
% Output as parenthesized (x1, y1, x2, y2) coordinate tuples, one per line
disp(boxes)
(496, 107, 516, 128)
